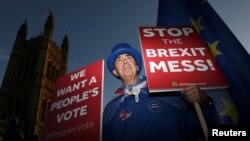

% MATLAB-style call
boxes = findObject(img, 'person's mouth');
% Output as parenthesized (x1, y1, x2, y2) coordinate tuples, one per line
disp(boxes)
(122, 64, 131, 71)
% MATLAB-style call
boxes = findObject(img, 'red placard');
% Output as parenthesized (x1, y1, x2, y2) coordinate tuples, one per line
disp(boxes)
(139, 26, 228, 93)
(41, 59, 104, 141)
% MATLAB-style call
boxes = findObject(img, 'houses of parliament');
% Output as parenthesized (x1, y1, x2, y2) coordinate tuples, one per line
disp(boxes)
(0, 12, 69, 140)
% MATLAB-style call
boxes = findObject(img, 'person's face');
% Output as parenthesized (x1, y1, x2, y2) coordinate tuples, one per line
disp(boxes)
(112, 54, 138, 80)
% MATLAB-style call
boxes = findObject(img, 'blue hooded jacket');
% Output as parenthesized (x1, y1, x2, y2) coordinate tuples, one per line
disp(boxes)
(102, 76, 215, 141)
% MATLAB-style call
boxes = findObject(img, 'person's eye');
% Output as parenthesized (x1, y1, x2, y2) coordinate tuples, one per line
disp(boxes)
(116, 58, 121, 62)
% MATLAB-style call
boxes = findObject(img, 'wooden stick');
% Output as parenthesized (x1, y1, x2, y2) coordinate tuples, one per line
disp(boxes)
(194, 102, 208, 141)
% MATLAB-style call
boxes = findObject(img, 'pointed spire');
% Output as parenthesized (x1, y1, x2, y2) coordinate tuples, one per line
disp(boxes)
(19, 19, 28, 36)
(43, 10, 54, 39)
(15, 19, 28, 42)
(20, 19, 27, 31)
(61, 33, 69, 50)
(49, 8, 53, 15)
(63, 33, 69, 43)
(60, 32, 69, 76)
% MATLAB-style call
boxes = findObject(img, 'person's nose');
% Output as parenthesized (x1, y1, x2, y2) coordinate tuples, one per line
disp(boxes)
(123, 58, 128, 64)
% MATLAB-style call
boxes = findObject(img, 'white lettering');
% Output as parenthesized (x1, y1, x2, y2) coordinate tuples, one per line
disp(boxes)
(51, 91, 90, 111)
(145, 48, 206, 58)
(146, 49, 157, 57)
(70, 70, 86, 81)
(91, 87, 99, 97)
(181, 60, 195, 72)
(57, 105, 87, 123)
(167, 28, 182, 37)
(212, 128, 247, 136)
(194, 60, 208, 71)
(89, 76, 97, 85)
(154, 28, 167, 37)
(182, 27, 194, 36)
(148, 60, 212, 73)
(143, 28, 155, 37)
(162, 38, 183, 45)
(142, 27, 194, 37)
(212, 129, 218, 136)
(168, 61, 182, 72)
(149, 61, 168, 73)
(57, 79, 88, 97)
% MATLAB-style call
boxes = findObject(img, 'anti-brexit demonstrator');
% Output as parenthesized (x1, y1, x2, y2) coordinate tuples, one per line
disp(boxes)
(102, 43, 216, 141)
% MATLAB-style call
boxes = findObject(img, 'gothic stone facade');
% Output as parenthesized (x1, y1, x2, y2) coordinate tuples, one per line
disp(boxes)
(0, 12, 69, 140)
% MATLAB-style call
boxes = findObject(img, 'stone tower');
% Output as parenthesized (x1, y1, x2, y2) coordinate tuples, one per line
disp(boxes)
(0, 12, 69, 140)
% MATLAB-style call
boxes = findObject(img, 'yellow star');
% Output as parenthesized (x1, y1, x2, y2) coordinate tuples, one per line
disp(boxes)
(219, 98, 239, 124)
(208, 40, 222, 57)
(190, 17, 204, 33)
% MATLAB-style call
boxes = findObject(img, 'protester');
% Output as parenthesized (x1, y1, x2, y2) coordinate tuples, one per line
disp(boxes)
(102, 43, 215, 141)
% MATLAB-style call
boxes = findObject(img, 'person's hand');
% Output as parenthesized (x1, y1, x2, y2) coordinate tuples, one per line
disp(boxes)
(181, 85, 211, 105)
